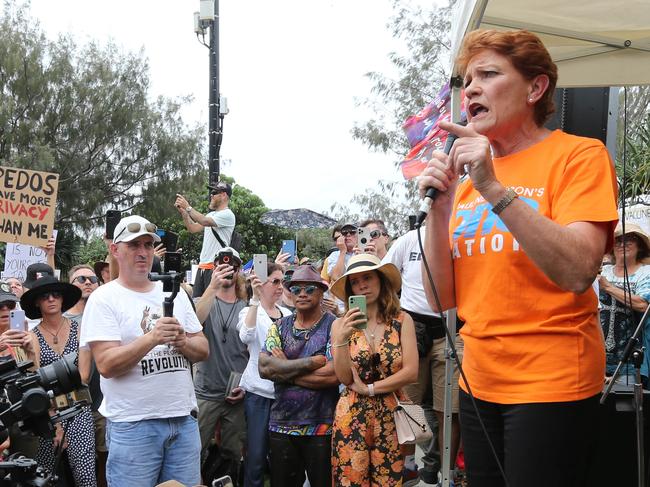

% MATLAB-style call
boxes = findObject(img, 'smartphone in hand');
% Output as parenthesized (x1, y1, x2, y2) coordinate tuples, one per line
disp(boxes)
(348, 295, 367, 329)
(105, 210, 122, 240)
(357, 228, 371, 252)
(10, 309, 26, 332)
(254, 254, 268, 282)
(281, 240, 296, 264)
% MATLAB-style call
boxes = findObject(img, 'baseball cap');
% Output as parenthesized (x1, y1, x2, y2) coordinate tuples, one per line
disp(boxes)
(207, 182, 232, 197)
(0, 282, 19, 304)
(113, 215, 161, 244)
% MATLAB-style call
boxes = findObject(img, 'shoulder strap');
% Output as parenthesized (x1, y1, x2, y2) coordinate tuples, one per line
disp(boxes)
(211, 227, 227, 248)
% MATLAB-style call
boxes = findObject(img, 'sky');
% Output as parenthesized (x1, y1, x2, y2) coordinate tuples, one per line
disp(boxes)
(27, 0, 428, 215)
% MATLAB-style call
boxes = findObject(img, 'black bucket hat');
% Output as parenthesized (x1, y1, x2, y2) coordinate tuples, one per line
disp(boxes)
(20, 276, 81, 319)
(23, 263, 55, 289)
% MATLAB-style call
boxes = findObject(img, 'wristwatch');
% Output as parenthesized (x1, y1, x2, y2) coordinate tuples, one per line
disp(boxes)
(185, 206, 193, 213)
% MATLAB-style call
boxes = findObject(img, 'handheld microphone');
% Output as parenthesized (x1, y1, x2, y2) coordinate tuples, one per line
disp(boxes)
(414, 122, 466, 228)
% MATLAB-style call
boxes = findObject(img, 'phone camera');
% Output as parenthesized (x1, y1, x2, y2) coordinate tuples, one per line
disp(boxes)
(360, 238, 367, 245)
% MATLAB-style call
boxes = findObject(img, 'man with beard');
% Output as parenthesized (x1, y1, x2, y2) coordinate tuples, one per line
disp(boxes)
(175, 182, 236, 297)
(194, 248, 248, 482)
(258, 266, 339, 487)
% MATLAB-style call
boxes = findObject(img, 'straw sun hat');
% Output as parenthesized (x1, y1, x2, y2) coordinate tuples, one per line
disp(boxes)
(330, 254, 401, 301)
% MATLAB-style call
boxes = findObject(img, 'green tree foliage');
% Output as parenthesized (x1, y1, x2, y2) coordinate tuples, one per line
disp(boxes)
(617, 113, 650, 202)
(331, 1, 453, 236)
(0, 2, 204, 230)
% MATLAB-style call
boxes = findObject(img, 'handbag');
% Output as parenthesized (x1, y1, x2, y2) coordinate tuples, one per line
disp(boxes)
(393, 395, 433, 445)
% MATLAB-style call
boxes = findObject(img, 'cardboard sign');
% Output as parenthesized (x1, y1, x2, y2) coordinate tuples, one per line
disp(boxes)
(621, 203, 650, 235)
(0, 166, 59, 246)
(2, 230, 58, 281)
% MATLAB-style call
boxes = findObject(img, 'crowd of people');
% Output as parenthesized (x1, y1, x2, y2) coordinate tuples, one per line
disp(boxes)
(0, 29, 646, 487)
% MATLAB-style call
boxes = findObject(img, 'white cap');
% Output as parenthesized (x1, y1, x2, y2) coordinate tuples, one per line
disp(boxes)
(113, 215, 161, 244)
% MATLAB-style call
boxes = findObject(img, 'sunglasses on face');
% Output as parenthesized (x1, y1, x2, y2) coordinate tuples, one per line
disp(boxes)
(73, 275, 99, 285)
(615, 236, 639, 246)
(369, 229, 387, 239)
(332, 234, 342, 242)
(341, 230, 356, 237)
(210, 190, 225, 196)
(114, 222, 157, 241)
(0, 301, 16, 310)
(289, 285, 318, 296)
(266, 278, 283, 286)
(38, 291, 63, 301)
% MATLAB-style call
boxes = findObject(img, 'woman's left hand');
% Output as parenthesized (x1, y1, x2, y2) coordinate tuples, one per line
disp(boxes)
(347, 367, 369, 396)
(439, 121, 500, 196)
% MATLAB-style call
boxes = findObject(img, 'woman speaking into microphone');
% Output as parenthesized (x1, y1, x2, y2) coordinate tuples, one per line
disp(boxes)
(418, 30, 618, 487)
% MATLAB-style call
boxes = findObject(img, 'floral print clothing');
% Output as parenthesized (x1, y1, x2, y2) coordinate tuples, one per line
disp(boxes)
(332, 313, 407, 487)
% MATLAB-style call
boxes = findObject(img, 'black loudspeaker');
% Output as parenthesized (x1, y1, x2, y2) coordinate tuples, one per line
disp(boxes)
(546, 87, 611, 145)
(587, 384, 650, 486)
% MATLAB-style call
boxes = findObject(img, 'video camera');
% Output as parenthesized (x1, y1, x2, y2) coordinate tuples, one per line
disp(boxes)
(0, 353, 89, 486)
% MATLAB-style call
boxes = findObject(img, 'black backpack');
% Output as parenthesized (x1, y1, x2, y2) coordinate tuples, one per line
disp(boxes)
(211, 226, 242, 252)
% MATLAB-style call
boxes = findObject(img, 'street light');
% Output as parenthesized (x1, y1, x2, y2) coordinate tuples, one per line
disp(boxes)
(194, 0, 228, 188)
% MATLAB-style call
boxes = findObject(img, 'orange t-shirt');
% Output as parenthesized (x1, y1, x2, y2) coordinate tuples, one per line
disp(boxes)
(451, 130, 618, 404)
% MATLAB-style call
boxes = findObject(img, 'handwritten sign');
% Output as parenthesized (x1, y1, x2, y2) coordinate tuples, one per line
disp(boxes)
(0, 166, 59, 246)
(2, 230, 58, 281)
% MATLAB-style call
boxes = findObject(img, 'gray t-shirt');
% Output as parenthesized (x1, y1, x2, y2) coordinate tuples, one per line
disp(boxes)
(194, 297, 248, 401)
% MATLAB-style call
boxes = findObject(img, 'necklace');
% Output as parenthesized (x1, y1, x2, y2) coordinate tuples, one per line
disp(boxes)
(215, 298, 239, 343)
(40, 317, 67, 345)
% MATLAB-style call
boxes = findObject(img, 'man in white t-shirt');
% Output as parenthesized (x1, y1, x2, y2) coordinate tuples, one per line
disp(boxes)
(80, 215, 209, 487)
(175, 181, 236, 298)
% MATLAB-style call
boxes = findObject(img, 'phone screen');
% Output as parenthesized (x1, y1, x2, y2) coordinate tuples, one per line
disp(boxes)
(348, 295, 367, 329)
(106, 210, 122, 240)
(10, 310, 26, 332)
(281, 240, 296, 264)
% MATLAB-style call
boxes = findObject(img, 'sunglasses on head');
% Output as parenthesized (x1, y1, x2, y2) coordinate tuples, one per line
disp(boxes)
(341, 230, 356, 237)
(39, 291, 63, 301)
(73, 275, 99, 285)
(289, 285, 318, 296)
(115, 222, 157, 241)
(0, 301, 16, 310)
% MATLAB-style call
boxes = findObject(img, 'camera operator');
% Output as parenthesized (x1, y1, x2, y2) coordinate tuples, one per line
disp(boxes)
(80, 215, 209, 487)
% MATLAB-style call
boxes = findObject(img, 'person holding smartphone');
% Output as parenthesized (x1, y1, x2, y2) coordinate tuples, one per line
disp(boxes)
(175, 182, 236, 298)
(329, 254, 418, 487)
(237, 262, 292, 487)
(0, 282, 34, 359)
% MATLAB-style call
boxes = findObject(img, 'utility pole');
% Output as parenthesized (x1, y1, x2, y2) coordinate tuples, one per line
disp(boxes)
(194, 0, 228, 187)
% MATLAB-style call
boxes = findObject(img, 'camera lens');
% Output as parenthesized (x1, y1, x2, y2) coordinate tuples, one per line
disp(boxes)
(37, 353, 82, 396)
(361, 238, 367, 244)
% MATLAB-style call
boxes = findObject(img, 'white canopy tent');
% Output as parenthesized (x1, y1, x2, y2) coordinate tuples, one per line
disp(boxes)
(438, 2, 650, 486)
(450, 0, 650, 87)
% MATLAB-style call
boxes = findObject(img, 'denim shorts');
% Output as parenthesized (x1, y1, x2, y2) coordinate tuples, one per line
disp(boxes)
(106, 415, 200, 487)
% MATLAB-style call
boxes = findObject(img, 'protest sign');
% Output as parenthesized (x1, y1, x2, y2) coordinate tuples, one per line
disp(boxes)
(2, 230, 58, 281)
(620, 203, 650, 234)
(0, 165, 59, 246)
